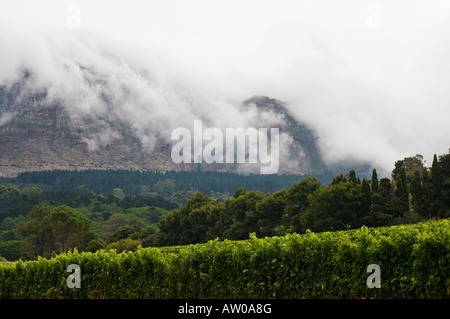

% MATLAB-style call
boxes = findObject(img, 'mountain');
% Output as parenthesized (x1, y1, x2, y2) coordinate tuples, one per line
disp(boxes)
(241, 96, 325, 174)
(0, 72, 325, 178)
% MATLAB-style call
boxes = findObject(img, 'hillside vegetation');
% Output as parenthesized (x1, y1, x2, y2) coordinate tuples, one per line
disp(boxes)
(0, 152, 449, 262)
(0, 218, 448, 298)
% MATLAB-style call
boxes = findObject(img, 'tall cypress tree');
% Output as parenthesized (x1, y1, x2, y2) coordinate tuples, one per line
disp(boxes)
(431, 154, 443, 200)
(395, 167, 409, 213)
(421, 168, 434, 219)
(410, 170, 423, 216)
(392, 160, 405, 180)
(436, 153, 450, 217)
(371, 169, 378, 195)
(348, 170, 357, 184)
(379, 178, 392, 206)
(361, 178, 372, 216)
(368, 177, 393, 227)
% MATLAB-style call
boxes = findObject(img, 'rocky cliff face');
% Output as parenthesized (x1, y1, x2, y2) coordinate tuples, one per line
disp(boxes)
(0, 74, 325, 177)
(0, 75, 181, 177)
(242, 96, 325, 174)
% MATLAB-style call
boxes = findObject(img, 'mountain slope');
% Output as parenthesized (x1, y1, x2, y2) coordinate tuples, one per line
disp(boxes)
(0, 73, 325, 177)
(242, 96, 325, 174)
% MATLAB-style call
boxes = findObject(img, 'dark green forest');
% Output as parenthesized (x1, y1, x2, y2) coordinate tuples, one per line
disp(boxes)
(2, 169, 329, 197)
(1, 152, 449, 262)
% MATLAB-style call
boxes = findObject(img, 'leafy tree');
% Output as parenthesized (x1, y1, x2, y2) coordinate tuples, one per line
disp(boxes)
(379, 178, 392, 205)
(44, 205, 94, 253)
(86, 239, 105, 252)
(420, 168, 434, 219)
(361, 178, 372, 218)
(282, 177, 322, 233)
(158, 208, 184, 246)
(331, 174, 346, 186)
(139, 185, 151, 198)
(392, 160, 405, 180)
(186, 206, 213, 243)
(403, 154, 424, 179)
(111, 188, 125, 200)
(436, 153, 450, 217)
(0, 230, 16, 241)
(366, 178, 394, 227)
(223, 190, 264, 240)
(104, 213, 147, 234)
(105, 238, 141, 253)
(181, 192, 217, 243)
(158, 192, 216, 245)
(134, 226, 158, 247)
(302, 181, 362, 232)
(205, 202, 228, 240)
(152, 179, 175, 197)
(0, 240, 22, 261)
(394, 167, 409, 214)
(410, 170, 423, 216)
(348, 170, 357, 184)
(16, 204, 96, 257)
(16, 204, 53, 256)
(255, 189, 287, 237)
(392, 155, 424, 181)
(0, 216, 25, 231)
(107, 225, 136, 244)
(0, 185, 43, 224)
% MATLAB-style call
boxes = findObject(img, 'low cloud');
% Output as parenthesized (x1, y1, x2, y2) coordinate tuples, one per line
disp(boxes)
(1, 1, 450, 176)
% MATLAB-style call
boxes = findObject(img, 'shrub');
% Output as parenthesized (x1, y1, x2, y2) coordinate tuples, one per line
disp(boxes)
(0, 219, 448, 299)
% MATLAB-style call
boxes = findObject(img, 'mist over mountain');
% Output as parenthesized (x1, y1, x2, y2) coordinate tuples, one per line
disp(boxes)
(0, 69, 331, 177)
(1, 1, 450, 178)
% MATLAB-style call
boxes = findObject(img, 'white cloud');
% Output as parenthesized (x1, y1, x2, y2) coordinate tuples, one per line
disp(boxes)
(1, 0, 450, 176)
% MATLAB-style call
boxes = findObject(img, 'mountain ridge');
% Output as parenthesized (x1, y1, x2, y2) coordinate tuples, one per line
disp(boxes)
(0, 73, 325, 177)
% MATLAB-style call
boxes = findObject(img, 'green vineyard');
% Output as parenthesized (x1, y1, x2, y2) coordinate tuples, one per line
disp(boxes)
(0, 218, 449, 299)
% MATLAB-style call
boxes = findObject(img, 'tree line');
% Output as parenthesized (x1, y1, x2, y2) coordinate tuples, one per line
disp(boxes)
(1, 152, 449, 261)
(2, 169, 333, 197)
(0, 186, 176, 260)
(0, 184, 177, 223)
(156, 153, 450, 246)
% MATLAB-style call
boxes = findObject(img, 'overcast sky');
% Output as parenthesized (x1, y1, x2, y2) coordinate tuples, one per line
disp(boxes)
(1, 0, 450, 176)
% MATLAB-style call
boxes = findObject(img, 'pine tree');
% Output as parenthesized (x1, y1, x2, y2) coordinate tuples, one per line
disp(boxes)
(371, 169, 378, 195)
(348, 170, 357, 184)
(361, 178, 372, 216)
(436, 153, 450, 217)
(431, 154, 443, 200)
(420, 168, 434, 218)
(410, 170, 423, 216)
(395, 167, 409, 213)
(379, 178, 392, 206)
(392, 160, 404, 180)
